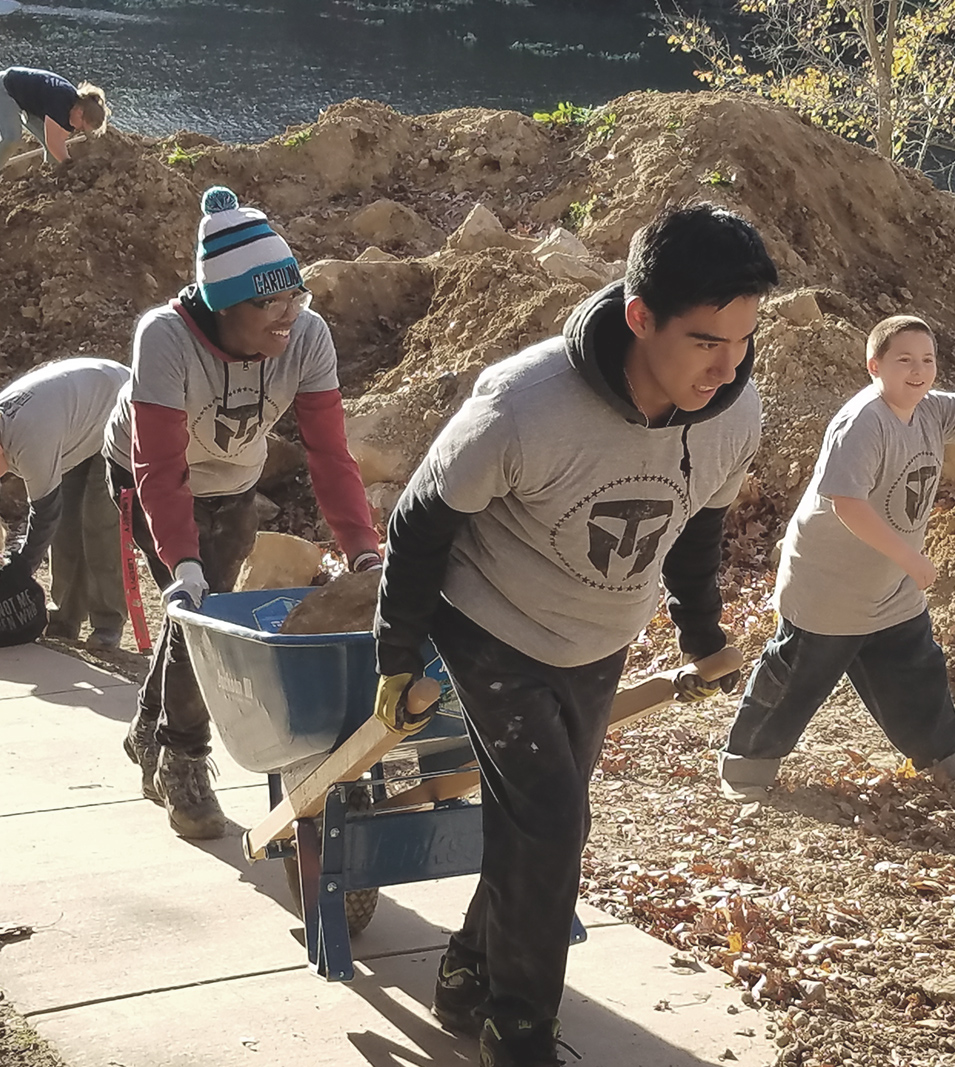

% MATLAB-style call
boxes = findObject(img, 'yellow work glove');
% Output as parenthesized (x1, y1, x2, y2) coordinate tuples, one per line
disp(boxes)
(374, 672, 437, 736)
(673, 653, 742, 703)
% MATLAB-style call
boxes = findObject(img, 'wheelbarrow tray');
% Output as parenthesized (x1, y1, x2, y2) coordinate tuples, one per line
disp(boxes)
(168, 588, 464, 774)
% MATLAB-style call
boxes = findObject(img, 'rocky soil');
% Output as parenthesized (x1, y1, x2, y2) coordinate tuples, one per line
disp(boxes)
(5, 89, 955, 1066)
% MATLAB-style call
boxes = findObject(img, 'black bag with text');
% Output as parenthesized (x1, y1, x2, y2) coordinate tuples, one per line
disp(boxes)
(0, 556, 48, 647)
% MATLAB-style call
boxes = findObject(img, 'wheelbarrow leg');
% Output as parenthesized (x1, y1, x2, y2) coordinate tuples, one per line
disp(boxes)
(294, 817, 324, 973)
(315, 787, 354, 980)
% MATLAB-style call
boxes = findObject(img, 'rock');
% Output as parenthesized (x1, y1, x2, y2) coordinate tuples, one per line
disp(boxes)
(446, 203, 517, 253)
(532, 226, 591, 260)
(302, 258, 433, 333)
(365, 481, 403, 521)
(345, 399, 419, 484)
(876, 292, 895, 313)
(773, 291, 823, 327)
(537, 251, 604, 285)
(346, 198, 446, 253)
(235, 531, 324, 591)
(921, 973, 955, 1002)
(279, 570, 380, 634)
(254, 492, 280, 523)
(356, 246, 399, 263)
(257, 433, 305, 492)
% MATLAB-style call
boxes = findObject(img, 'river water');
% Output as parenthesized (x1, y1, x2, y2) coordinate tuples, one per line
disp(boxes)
(0, 0, 735, 142)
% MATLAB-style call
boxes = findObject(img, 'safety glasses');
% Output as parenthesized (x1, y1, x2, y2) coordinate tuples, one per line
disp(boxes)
(246, 288, 312, 320)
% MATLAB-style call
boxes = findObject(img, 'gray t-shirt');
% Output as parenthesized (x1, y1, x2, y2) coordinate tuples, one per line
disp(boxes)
(0, 357, 130, 500)
(430, 341, 761, 667)
(103, 303, 339, 497)
(776, 384, 955, 634)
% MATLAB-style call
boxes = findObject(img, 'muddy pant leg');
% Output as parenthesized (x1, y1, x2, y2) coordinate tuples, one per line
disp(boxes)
(846, 611, 955, 769)
(83, 453, 128, 633)
(158, 489, 259, 756)
(433, 602, 627, 1026)
(48, 460, 91, 631)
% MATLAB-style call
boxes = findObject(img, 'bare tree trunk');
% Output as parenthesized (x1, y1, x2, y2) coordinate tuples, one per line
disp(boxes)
(859, 0, 898, 157)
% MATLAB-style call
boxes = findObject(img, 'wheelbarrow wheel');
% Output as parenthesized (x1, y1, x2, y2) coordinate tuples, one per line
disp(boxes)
(283, 783, 380, 936)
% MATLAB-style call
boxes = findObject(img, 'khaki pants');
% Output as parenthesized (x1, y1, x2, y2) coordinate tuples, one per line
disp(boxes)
(48, 453, 127, 634)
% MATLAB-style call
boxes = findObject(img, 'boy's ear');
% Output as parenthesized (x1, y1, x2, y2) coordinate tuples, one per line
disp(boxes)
(625, 296, 652, 339)
(866, 355, 881, 378)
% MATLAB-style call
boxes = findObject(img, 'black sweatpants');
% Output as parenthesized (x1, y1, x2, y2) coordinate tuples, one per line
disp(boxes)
(107, 461, 258, 756)
(432, 600, 628, 1026)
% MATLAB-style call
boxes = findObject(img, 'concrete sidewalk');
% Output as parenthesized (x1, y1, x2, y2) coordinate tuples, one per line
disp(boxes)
(0, 643, 774, 1067)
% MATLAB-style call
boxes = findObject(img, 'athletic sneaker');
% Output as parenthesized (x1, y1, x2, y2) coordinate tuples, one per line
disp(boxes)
(479, 1017, 578, 1067)
(432, 946, 489, 1036)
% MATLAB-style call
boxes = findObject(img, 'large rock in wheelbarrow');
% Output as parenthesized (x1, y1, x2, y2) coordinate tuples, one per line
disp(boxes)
(279, 570, 380, 635)
(236, 531, 324, 591)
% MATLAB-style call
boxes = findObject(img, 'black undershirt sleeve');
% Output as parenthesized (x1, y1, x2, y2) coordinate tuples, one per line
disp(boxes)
(661, 505, 729, 660)
(374, 462, 468, 677)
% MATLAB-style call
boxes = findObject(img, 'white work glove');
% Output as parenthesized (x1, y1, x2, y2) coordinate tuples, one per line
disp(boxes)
(162, 560, 209, 610)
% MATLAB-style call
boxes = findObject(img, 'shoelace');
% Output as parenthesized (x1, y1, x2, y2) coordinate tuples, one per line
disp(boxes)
(555, 1036, 581, 1062)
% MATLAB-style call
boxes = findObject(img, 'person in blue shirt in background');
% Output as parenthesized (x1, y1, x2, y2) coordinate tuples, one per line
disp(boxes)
(0, 66, 109, 171)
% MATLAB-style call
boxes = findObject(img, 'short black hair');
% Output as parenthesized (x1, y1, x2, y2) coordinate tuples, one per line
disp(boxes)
(624, 202, 778, 327)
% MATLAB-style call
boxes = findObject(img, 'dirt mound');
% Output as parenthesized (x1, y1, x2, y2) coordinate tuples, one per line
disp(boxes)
(7, 89, 955, 565)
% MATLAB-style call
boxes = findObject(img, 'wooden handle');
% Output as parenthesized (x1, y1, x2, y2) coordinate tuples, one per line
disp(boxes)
(689, 646, 744, 682)
(608, 646, 745, 731)
(406, 676, 442, 717)
(242, 676, 443, 861)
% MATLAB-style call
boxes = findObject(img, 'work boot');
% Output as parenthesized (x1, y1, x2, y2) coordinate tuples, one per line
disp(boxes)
(86, 628, 122, 651)
(123, 710, 161, 803)
(479, 1018, 577, 1067)
(153, 746, 226, 839)
(45, 619, 79, 641)
(432, 945, 489, 1036)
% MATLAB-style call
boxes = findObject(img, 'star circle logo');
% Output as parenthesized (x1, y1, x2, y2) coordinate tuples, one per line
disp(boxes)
(550, 475, 690, 591)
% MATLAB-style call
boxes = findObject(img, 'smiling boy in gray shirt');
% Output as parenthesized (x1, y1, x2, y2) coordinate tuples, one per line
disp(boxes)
(720, 315, 955, 802)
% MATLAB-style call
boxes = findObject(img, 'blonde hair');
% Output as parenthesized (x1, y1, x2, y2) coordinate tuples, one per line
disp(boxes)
(75, 82, 110, 136)
(866, 314, 936, 363)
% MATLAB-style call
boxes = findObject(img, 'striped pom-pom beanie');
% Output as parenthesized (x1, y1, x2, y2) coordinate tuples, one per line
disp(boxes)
(195, 186, 303, 312)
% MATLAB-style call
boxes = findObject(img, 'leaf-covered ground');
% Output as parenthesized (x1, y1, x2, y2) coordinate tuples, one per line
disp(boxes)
(584, 535, 955, 1067)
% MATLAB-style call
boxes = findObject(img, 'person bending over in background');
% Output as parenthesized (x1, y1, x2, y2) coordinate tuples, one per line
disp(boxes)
(0, 357, 129, 649)
(0, 66, 109, 170)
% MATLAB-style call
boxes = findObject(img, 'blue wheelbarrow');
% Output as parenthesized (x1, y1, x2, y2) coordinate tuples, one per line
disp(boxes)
(168, 589, 515, 981)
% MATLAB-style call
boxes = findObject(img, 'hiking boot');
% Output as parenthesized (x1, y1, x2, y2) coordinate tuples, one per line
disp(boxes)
(153, 746, 226, 839)
(432, 947, 489, 1036)
(86, 628, 122, 651)
(123, 710, 161, 803)
(479, 1018, 578, 1067)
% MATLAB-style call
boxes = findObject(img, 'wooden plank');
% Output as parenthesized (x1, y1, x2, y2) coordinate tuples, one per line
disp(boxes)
(243, 676, 442, 860)
(244, 716, 398, 860)
(375, 765, 481, 811)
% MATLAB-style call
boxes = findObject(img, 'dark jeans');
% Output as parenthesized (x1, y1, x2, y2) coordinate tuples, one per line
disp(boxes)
(726, 611, 955, 770)
(107, 461, 258, 756)
(432, 600, 627, 1026)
